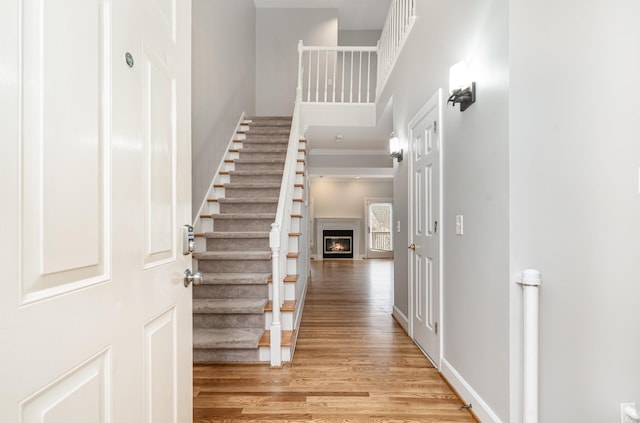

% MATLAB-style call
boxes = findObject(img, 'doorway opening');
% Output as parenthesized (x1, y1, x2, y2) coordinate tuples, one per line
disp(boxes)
(365, 199, 393, 259)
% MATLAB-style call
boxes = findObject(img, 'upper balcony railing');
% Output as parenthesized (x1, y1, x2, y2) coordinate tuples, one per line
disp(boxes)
(377, 0, 416, 95)
(297, 0, 416, 105)
(298, 42, 378, 104)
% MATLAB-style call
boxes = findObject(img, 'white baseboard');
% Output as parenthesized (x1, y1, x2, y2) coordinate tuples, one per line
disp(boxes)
(440, 358, 504, 423)
(392, 306, 409, 333)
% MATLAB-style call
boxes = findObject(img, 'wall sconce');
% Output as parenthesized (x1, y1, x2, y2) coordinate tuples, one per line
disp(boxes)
(447, 61, 476, 112)
(389, 132, 403, 162)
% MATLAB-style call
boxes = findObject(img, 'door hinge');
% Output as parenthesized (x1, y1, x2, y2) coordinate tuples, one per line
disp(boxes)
(435, 321, 438, 334)
(433, 121, 438, 134)
(433, 220, 438, 234)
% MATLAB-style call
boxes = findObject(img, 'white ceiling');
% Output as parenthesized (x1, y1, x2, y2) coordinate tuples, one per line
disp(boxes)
(253, 0, 392, 30)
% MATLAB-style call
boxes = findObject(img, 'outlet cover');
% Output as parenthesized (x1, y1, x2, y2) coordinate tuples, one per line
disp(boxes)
(621, 402, 637, 423)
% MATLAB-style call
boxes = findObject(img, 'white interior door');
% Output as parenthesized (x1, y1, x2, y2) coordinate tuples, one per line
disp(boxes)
(0, 0, 192, 421)
(408, 91, 442, 366)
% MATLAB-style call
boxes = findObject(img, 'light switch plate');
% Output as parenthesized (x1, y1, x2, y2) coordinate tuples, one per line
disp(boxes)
(456, 215, 464, 236)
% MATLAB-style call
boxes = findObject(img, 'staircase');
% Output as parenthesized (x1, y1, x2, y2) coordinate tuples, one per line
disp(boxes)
(192, 116, 305, 363)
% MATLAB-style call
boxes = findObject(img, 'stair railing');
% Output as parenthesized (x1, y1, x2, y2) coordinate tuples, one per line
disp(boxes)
(376, 0, 416, 95)
(269, 62, 304, 368)
(298, 41, 377, 104)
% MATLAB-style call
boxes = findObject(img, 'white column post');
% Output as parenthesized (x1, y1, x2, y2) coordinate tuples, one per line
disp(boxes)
(269, 223, 282, 367)
(297, 40, 303, 101)
(518, 269, 541, 423)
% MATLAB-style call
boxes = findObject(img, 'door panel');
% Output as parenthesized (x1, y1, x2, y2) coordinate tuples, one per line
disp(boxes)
(409, 91, 441, 366)
(144, 307, 178, 423)
(20, 349, 110, 423)
(143, 49, 176, 267)
(20, 0, 110, 303)
(0, 0, 192, 420)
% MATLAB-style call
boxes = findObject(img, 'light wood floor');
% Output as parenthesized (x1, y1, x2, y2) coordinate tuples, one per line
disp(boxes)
(193, 259, 476, 422)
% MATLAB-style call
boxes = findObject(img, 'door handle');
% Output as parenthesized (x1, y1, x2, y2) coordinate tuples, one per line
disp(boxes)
(183, 269, 203, 287)
(408, 243, 416, 250)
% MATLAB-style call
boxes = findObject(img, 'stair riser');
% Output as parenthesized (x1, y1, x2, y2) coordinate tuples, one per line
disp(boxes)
(214, 219, 273, 232)
(193, 314, 264, 329)
(233, 162, 284, 171)
(193, 349, 259, 363)
(206, 237, 270, 251)
(219, 202, 277, 214)
(229, 174, 282, 184)
(194, 284, 268, 299)
(224, 187, 280, 199)
(197, 259, 271, 273)
(238, 152, 287, 160)
(244, 134, 289, 141)
(247, 128, 290, 135)
(242, 140, 289, 147)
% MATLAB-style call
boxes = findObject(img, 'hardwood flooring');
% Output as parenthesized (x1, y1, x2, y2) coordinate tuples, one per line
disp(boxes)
(193, 259, 476, 422)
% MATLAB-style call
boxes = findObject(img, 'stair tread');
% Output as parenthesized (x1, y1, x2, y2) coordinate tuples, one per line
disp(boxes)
(193, 328, 264, 349)
(200, 273, 270, 285)
(193, 298, 267, 314)
(258, 330, 295, 347)
(234, 158, 285, 163)
(215, 197, 278, 203)
(224, 182, 281, 188)
(229, 170, 284, 175)
(267, 274, 298, 283)
(210, 213, 276, 219)
(194, 251, 271, 260)
(238, 146, 287, 150)
(203, 231, 269, 239)
(264, 300, 297, 312)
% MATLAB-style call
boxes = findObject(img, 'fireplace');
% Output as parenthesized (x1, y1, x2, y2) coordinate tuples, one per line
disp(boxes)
(323, 230, 353, 259)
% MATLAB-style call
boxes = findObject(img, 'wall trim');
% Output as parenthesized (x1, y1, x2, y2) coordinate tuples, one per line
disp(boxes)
(392, 305, 409, 333)
(440, 358, 503, 423)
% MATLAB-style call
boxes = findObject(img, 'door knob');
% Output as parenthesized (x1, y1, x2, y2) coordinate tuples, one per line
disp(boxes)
(183, 269, 203, 287)
(408, 243, 416, 250)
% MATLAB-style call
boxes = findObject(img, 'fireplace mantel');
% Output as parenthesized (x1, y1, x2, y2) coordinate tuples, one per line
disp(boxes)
(315, 218, 362, 260)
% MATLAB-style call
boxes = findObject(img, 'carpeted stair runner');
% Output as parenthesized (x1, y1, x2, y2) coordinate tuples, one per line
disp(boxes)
(193, 116, 291, 362)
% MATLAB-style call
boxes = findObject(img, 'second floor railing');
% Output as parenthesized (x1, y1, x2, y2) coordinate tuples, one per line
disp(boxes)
(377, 0, 416, 95)
(298, 42, 378, 104)
(297, 0, 416, 105)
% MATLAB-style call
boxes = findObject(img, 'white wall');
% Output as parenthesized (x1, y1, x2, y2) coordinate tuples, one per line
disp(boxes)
(509, 0, 640, 421)
(378, 0, 510, 419)
(338, 30, 381, 46)
(310, 178, 393, 257)
(191, 0, 256, 219)
(255, 8, 338, 116)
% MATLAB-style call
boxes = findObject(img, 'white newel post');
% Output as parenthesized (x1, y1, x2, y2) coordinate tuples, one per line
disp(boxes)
(518, 269, 541, 423)
(269, 223, 282, 367)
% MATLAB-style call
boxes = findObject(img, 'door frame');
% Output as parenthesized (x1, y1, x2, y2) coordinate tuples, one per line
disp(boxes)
(407, 89, 444, 368)
(364, 197, 394, 259)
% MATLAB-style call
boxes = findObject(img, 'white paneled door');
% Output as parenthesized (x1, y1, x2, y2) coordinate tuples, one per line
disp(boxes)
(0, 0, 192, 421)
(408, 91, 441, 366)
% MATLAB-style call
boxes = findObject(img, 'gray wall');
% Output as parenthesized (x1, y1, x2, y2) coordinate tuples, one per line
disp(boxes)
(191, 0, 256, 219)
(509, 0, 640, 421)
(338, 30, 381, 46)
(379, 0, 510, 419)
(255, 8, 338, 116)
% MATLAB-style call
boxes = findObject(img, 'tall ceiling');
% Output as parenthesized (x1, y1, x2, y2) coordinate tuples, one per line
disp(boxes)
(254, 0, 395, 179)
(253, 0, 392, 31)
